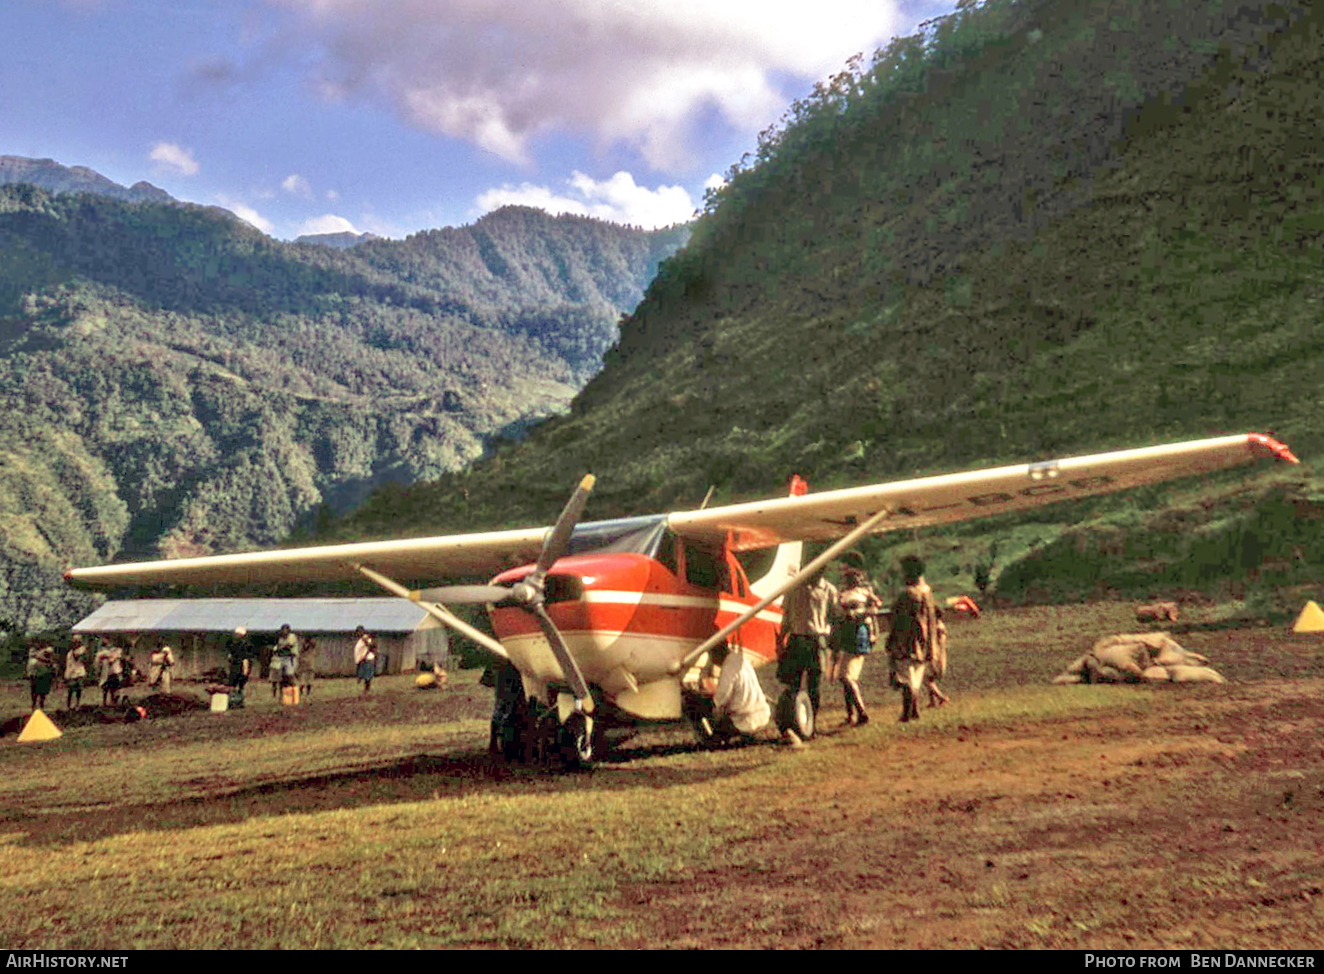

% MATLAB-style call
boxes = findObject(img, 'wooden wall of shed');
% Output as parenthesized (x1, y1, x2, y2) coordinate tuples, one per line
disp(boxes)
(304, 632, 427, 676)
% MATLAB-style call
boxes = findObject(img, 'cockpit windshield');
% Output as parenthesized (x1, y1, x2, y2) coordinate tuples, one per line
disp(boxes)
(566, 515, 669, 558)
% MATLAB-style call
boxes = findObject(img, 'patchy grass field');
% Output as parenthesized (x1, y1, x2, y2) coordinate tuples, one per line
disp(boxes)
(1, 602, 1323, 949)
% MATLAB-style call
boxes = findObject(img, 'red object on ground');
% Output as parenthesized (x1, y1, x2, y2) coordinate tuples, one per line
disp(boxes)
(945, 595, 982, 618)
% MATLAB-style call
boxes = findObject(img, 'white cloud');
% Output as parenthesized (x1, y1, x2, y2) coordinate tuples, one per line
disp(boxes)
(476, 171, 695, 229)
(148, 141, 200, 176)
(281, 173, 313, 198)
(216, 196, 275, 234)
(295, 214, 360, 237)
(256, 0, 906, 170)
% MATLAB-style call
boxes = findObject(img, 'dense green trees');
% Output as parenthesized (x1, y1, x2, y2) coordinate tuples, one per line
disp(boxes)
(0, 189, 684, 629)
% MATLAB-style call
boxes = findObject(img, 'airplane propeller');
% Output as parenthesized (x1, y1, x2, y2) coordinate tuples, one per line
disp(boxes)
(412, 475, 596, 704)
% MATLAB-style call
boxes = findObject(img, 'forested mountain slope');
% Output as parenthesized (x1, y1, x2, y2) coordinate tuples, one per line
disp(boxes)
(329, 0, 1324, 607)
(0, 188, 684, 629)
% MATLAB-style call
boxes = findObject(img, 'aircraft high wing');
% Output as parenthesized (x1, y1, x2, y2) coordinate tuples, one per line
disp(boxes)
(65, 432, 1297, 591)
(66, 431, 1299, 766)
(669, 431, 1300, 548)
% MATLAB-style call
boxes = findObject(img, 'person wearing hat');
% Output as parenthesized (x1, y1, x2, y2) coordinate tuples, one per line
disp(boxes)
(271, 623, 300, 697)
(149, 642, 176, 694)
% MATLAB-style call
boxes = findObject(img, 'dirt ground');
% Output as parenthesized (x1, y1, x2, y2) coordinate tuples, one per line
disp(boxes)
(2, 607, 1322, 949)
(602, 619, 1324, 949)
(613, 681, 1324, 948)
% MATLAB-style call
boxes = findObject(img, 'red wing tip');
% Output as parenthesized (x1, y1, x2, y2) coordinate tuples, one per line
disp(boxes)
(1248, 432, 1300, 464)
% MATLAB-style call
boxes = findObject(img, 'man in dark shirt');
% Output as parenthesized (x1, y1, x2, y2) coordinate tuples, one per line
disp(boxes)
(886, 555, 938, 723)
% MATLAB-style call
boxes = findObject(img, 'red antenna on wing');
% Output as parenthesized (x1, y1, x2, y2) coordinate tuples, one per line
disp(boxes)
(788, 474, 809, 497)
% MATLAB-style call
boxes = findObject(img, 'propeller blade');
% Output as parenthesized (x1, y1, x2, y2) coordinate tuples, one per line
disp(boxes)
(534, 474, 595, 578)
(531, 603, 591, 703)
(352, 563, 510, 661)
(413, 584, 514, 606)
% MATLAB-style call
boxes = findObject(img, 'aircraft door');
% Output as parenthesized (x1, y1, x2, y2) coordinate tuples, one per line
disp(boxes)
(722, 534, 753, 652)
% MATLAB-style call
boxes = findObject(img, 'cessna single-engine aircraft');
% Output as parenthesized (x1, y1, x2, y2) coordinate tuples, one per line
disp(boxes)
(67, 432, 1297, 765)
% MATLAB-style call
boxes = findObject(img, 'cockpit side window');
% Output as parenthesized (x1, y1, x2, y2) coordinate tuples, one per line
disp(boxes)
(680, 542, 726, 590)
(655, 529, 679, 577)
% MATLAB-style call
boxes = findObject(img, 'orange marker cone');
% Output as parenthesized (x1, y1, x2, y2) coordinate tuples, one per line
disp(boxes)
(1292, 600, 1324, 633)
(17, 709, 62, 743)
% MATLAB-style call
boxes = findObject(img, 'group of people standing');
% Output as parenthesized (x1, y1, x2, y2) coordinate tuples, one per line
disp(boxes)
(23, 634, 178, 712)
(21, 623, 387, 716)
(224, 625, 319, 705)
(700, 553, 949, 748)
(779, 553, 948, 727)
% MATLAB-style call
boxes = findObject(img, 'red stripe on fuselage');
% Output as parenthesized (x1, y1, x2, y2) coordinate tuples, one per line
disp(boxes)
(488, 553, 781, 663)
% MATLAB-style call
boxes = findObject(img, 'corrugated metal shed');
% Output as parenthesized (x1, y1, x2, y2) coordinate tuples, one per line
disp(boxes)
(73, 598, 438, 634)
(70, 599, 451, 678)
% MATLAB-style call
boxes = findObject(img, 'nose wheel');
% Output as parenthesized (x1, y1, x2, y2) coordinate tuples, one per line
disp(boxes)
(557, 710, 596, 769)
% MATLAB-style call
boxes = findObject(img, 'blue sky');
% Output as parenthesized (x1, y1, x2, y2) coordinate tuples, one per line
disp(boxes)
(5, 0, 956, 239)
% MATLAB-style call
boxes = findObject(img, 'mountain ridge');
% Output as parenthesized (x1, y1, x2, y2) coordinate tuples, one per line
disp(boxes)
(1, 155, 175, 205)
(0, 186, 685, 630)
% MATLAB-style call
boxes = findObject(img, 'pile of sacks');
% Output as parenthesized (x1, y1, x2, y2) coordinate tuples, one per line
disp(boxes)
(1052, 633, 1225, 685)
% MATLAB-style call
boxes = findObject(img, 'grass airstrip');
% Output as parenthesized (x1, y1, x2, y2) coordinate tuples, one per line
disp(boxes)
(1, 601, 1322, 949)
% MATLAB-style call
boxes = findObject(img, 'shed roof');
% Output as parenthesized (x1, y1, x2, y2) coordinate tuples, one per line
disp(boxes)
(72, 599, 439, 635)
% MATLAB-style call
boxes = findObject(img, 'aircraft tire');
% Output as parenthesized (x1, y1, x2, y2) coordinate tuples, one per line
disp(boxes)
(491, 699, 534, 764)
(558, 711, 595, 770)
(775, 688, 815, 740)
(682, 690, 720, 747)
(489, 664, 532, 763)
(692, 714, 720, 747)
(492, 711, 532, 764)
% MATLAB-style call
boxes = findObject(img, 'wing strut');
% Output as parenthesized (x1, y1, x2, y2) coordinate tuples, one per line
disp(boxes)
(670, 506, 896, 675)
(353, 563, 510, 661)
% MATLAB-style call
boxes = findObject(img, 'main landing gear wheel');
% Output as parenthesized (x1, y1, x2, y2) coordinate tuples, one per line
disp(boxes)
(682, 690, 721, 748)
(489, 666, 533, 764)
(692, 714, 720, 748)
(776, 688, 815, 740)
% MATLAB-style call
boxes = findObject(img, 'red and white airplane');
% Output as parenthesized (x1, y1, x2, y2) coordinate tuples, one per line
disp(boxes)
(67, 432, 1297, 764)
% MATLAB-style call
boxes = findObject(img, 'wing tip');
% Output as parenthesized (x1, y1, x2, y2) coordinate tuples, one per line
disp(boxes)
(1248, 432, 1300, 464)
